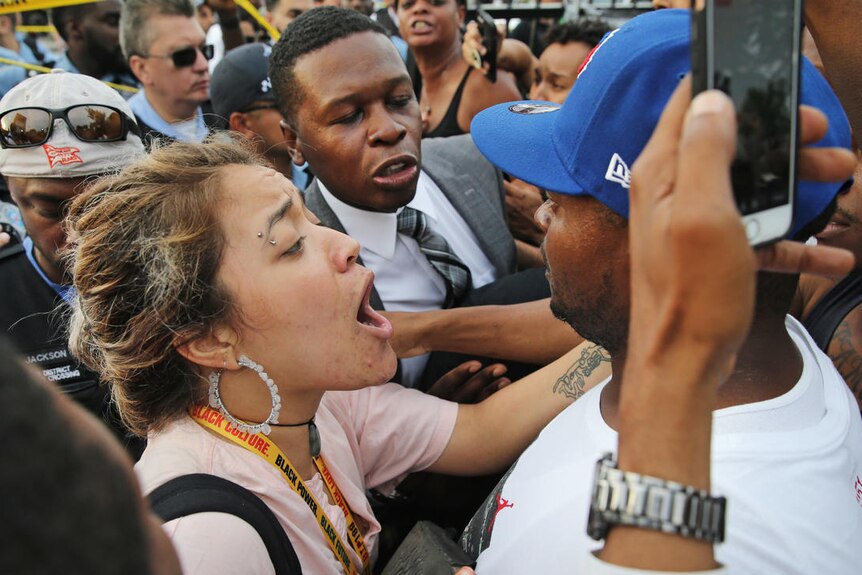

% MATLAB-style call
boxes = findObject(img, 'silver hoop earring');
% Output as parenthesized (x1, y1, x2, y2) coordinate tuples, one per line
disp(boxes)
(208, 355, 282, 435)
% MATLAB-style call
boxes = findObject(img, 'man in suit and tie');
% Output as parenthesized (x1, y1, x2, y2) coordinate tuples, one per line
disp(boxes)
(270, 7, 540, 389)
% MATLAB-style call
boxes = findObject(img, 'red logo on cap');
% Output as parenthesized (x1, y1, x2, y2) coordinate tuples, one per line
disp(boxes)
(576, 28, 620, 79)
(43, 144, 83, 169)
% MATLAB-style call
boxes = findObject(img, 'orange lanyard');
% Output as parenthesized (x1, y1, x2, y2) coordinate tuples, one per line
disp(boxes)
(191, 405, 372, 574)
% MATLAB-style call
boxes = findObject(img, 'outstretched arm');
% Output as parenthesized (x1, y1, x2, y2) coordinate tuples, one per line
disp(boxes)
(428, 338, 610, 476)
(385, 297, 583, 364)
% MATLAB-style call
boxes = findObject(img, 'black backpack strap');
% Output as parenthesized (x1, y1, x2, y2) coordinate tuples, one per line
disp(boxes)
(148, 473, 302, 574)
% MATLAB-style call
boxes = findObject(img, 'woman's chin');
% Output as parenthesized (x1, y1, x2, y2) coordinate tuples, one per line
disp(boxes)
(380, 348, 399, 384)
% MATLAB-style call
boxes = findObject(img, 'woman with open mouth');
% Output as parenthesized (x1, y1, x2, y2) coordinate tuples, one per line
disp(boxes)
(66, 139, 603, 574)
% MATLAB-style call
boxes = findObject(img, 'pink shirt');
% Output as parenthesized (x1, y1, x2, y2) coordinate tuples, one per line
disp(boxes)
(137, 383, 458, 574)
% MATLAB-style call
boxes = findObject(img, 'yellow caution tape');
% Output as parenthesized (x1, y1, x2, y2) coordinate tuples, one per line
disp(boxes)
(0, 0, 100, 16)
(16, 25, 58, 33)
(235, 0, 280, 42)
(0, 56, 139, 93)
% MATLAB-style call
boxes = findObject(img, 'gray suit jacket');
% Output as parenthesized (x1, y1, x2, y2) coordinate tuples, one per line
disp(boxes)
(304, 134, 516, 310)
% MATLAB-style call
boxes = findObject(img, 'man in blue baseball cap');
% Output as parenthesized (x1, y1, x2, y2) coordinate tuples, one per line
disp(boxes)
(460, 9, 862, 574)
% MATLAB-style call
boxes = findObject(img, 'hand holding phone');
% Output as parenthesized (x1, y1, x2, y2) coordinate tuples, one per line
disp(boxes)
(475, 9, 498, 83)
(691, 0, 803, 246)
(0, 222, 21, 249)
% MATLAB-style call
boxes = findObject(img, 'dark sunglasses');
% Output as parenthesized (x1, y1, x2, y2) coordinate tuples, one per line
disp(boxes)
(0, 105, 140, 149)
(147, 43, 214, 68)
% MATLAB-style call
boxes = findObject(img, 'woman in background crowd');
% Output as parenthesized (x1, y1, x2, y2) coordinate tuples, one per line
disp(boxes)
(398, 0, 520, 137)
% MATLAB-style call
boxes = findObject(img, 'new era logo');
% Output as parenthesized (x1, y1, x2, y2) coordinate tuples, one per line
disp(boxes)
(605, 153, 631, 189)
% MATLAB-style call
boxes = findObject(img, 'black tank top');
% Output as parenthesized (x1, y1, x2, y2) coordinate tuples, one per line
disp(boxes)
(802, 270, 862, 351)
(424, 67, 473, 138)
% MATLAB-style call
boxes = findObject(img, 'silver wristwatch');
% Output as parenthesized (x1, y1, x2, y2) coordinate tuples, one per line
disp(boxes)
(587, 452, 726, 543)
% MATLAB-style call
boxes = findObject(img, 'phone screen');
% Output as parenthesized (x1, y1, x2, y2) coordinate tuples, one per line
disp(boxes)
(711, 0, 799, 216)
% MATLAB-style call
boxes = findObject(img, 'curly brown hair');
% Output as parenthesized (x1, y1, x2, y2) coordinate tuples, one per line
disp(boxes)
(67, 139, 266, 436)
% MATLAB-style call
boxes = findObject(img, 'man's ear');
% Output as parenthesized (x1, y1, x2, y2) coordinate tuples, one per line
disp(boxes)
(280, 119, 305, 166)
(128, 54, 151, 85)
(174, 324, 240, 371)
(229, 111, 256, 138)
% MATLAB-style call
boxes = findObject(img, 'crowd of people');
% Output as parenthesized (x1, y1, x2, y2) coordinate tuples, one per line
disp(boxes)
(1, 0, 862, 574)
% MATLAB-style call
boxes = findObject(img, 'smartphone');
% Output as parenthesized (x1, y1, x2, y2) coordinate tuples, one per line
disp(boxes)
(691, 0, 803, 246)
(0, 222, 22, 247)
(476, 8, 498, 83)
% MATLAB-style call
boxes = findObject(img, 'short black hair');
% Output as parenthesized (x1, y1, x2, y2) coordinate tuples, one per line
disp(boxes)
(270, 6, 387, 128)
(0, 337, 151, 574)
(544, 18, 611, 50)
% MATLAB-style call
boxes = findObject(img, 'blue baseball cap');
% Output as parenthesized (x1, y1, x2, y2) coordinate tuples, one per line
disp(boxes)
(471, 9, 852, 237)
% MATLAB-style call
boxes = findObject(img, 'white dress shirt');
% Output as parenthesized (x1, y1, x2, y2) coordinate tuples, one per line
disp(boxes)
(318, 170, 497, 387)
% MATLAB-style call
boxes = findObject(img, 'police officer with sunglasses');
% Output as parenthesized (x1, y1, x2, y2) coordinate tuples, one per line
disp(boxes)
(0, 70, 146, 457)
(122, 0, 222, 147)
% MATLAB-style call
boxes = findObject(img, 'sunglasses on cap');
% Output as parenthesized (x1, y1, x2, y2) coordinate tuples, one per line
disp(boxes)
(146, 43, 214, 68)
(0, 105, 141, 149)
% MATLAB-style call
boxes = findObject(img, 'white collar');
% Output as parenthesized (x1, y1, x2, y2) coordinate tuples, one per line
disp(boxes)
(317, 171, 439, 260)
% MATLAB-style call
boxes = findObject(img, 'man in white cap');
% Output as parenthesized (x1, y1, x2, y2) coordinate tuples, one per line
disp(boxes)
(0, 69, 146, 453)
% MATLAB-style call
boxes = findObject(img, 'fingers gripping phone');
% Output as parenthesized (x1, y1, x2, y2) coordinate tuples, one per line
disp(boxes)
(0, 222, 21, 245)
(691, 0, 803, 246)
(476, 8, 498, 83)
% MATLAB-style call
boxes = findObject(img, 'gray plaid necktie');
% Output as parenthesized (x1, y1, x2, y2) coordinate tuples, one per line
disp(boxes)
(397, 207, 472, 308)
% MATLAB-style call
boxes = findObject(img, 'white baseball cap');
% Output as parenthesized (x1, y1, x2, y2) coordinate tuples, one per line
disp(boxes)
(0, 69, 145, 178)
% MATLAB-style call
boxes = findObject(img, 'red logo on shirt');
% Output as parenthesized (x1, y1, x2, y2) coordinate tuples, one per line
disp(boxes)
(488, 493, 514, 533)
(43, 144, 83, 169)
(854, 475, 862, 508)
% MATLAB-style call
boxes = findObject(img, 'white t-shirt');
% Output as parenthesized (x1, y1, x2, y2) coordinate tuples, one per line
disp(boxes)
(206, 23, 224, 74)
(472, 316, 862, 574)
(137, 383, 458, 574)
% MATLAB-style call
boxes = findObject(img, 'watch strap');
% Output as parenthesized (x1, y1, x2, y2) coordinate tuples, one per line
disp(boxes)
(587, 453, 726, 543)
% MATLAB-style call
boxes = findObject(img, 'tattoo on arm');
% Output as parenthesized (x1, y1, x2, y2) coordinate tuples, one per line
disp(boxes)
(829, 321, 862, 411)
(553, 344, 612, 400)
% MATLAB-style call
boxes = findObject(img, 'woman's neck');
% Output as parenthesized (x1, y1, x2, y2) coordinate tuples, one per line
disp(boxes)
(413, 41, 464, 80)
(215, 368, 324, 478)
(0, 33, 19, 53)
(268, 424, 319, 479)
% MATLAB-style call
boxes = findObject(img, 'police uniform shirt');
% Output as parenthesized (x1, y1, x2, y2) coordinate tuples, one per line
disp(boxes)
(0, 243, 109, 419)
